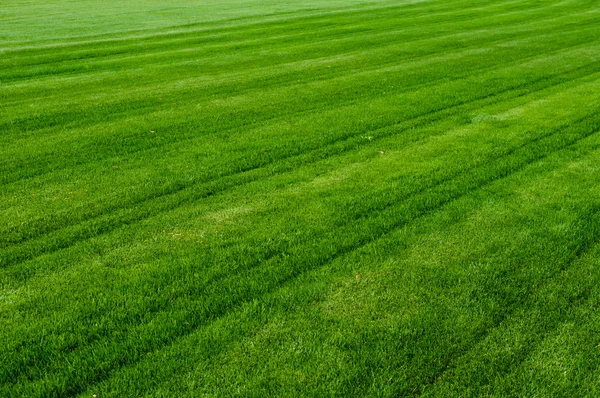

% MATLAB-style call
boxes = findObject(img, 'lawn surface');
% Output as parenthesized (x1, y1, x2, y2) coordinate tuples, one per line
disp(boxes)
(1, 0, 600, 396)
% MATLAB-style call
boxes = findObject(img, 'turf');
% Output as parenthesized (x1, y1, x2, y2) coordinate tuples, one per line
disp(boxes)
(1, 0, 600, 396)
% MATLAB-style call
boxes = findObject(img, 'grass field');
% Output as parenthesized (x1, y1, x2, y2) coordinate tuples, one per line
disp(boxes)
(2, 0, 600, 396)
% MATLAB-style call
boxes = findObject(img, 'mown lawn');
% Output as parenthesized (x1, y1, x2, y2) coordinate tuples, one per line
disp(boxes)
(1, 0, 600, 396)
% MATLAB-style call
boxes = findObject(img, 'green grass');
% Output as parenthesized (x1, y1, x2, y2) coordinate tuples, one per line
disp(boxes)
(1, 0, 600, 396)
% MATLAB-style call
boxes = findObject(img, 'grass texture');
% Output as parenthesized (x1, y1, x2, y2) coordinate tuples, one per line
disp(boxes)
(1, 0, 600, 396)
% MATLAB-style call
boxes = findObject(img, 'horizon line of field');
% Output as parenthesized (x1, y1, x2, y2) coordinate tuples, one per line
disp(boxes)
(4, 3, 595, 136)
(0, 0, 587, 80)
(0, 1, 431, 50)
(3, 11, 597, 133)
(0, 0, 550, 53)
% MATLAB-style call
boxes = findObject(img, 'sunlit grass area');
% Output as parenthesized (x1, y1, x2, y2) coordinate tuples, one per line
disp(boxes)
(1, 0, 600, 396)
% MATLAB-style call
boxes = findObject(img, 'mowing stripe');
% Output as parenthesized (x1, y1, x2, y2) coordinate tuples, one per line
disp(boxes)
(2, 0, 600, 395)
(3, 63, 599, 270)
(4, 109, 600, 395)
